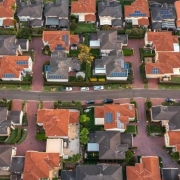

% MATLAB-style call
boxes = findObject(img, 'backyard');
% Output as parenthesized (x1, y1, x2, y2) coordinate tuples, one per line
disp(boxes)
(74, 23, 96, 34)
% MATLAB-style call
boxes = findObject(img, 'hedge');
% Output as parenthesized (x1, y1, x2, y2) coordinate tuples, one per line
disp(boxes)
(128, 36, 144, 39)
(139, 63, 148, 83)
(22, 113, 28, 126)
(17, 129, 27, 145)
(0, 81, 31, 85)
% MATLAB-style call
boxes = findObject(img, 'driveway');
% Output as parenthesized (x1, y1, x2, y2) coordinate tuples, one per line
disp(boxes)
(29, 38, 50, 92)
(124, 39, 144, 89)
(134, 98, 180, 169)
(15, 101, 46, 156)
(12, 99, 23, 111)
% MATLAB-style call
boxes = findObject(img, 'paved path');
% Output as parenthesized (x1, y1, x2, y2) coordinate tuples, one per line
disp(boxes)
(134, 98, 180, 169)
(15, 101, 46, 156)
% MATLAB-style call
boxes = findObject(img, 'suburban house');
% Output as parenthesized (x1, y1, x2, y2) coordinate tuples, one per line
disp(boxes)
(126, 156, 161, 180)
(45, 51, 80, 82)
(144, 32, 179, 53)
(94, 104, 135, 132)
(98, 0, 123, 27)
(17, 0, 43, 27)
(175, 1, 180, 30)
(37, 109, 80, 138)
(94, 50, 130, 80)
(0, 0, 16, 28)
(145, 52, 180, 78)
(71, 0, 96, 22)
(16, 39, 29, 52)
(61, 164, 123, 180)
(87, 131, 132, 159)
(0, 56, 33, 81)
(0, 107, 23, 136)
(0, 147, 16, 174)
(162, 168, 180, 180)
(42, 31, 79, 53)
(124, 0, 149, 27)
(23, 151, 61, 180)
(44, 0, 69, 28)
(90, 31, 128, 55)
(150, 2, 176, 31)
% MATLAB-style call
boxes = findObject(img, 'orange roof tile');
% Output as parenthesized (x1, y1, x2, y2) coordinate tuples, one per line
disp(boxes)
(175, 1, 180, 20)
(3, 19, 14, 26)
(37, 109, 79, 137)
(145, 52, 180, 75)
(176, 20, 180, 28)
(71, 0, 96, 13)
(85, 14, 96, 21)
(168, 131, 180, 146)
(42, 31, 71, 51)
(95, 104, 135, 130)
(126, 156, 161, 180)
(70, 35, 79, 45)
(0, 56, 29, 78)
(146, 32, 176, 51)
(23, 151, 60, 180)
(138, 18, 149, 26)
(124, 0, 149, 17)
(0, 0, 15, 18)
(176, 144, 180, 152)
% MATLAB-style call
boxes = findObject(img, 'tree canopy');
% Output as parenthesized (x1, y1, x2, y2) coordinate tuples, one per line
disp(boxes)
(80, 114, 90, 124)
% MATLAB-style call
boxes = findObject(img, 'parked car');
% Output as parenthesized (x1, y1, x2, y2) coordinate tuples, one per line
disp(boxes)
(61, 87, 72, 92)
(81, 87, 89, 91)
(93, 86, 104, 90)
(86, 100, 95, 104)
(165, 98, 176, 102)
(102, 99, 113, 104)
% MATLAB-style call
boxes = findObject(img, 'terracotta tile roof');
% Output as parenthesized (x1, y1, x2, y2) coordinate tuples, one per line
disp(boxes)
(175, 1, 180, 20)
(70, 35, 79, 45)
(124, 0, 149, 17)
(168, 131, 180, 146)
(3, 19, 14, 26)
(145, 52, 180, 75)
(126, 156, 161, 180)
(146, 32, 176, 51)
(42, 31, 71, 51)
(85, 14, 96, 21)
(0, 56, 29, 78)
(176, 20, 180, 28)
(176, 144, 180, 152)
(95, 104, 135, 130)
(71, 0, 96, 13)
(37, 109, 79, 137)
(173, 35, 179, 43)
(23, 151, 60, 180)
(0, 0, 15, 18)
(138, 18, 149, 26)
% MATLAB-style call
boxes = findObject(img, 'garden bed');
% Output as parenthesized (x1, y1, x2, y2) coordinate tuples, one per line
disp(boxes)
(123, 48, 134, 56)
(147, 125, 164, 136)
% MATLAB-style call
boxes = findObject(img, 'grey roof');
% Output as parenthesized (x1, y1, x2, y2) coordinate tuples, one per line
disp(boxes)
(0, 107, 8, 121)
(89, 131, 131, 160)
(61, 170, 76, 180)
(10, 157, 25, 173)
(76, 164, 122, 180)
(17, 1, 43, 18)
(0, 120, 11, 135)
(98, 0, 122, 18)
(44, 0, 69, 17)
(0, 147, 12, 167)
(151, 22, 162, 30)
(47, 51, 80, 80)
(95, 50, 127, 77)
(151, 106, 180, 130)
(112, 19, 123, 27)
(46, 17, 69, 26)
(7, 111, 21, 124)
(16, 39, 27, 49)
(0, 35, 18, 55)
(30, 19, 42, 27)
(162, 168, 179, 180)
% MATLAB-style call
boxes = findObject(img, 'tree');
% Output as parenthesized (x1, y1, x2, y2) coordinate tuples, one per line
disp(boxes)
(76, 75, 84, 82)
(80, 128, 89, 136)
(70, 19, 77, 31)
(80, 114, 90, 124)
(125, 150, 134, 162)
(16, 28, 32, 39)
(80, 135, 89, 145)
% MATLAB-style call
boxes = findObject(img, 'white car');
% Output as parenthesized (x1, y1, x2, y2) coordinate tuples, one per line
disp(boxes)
(80, 87, 89, 91)
(61, 87, 72, 91)
(93, 86, 104, 90)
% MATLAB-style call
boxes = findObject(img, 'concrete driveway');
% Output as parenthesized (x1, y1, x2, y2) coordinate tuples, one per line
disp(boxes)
(134, 98, 180, 169)
(15, 101, 46, 155)
(29, 38, 50, 92)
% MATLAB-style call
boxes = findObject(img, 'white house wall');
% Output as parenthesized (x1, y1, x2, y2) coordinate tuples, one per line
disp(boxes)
(107, 76, 127, 81)
(95, 118, 104, 125)
(71, 13, 94, 22)
(106, 128, 125, 133)
(46, 78, 68, 82)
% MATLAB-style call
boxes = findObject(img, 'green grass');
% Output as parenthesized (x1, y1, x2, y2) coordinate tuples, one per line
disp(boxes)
(158, 84, 180, 90)
(5, 128, 22, 144)
(84, 107, 104, 132)
(0, 136, 8, 142)
(17, 129, 27, 144)
(170, 76, 180, 83)
(147, 125, 164, 136)
(104, 84, 127, 90)
(126, 125, 137, 134)
(0, 84, 31, 90)
(43, 86, 61, 92)
(122, 48, 134, 56)
(22, 113, 28, 126)
(74, 23, 96, 34)
(36, 130, 47, 141)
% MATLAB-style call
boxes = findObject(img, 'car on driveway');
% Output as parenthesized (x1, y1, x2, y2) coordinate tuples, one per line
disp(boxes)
(81, 87, 89, 91)
(86, 100, 95, 104)
(93, 86, 104, 90)
(165, 98, 176, 102)
(61, 87, 72, 92)
(103, 99, 113, 104)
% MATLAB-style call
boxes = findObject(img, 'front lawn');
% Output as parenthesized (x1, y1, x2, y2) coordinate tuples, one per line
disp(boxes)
(36, 129, 47, 141)
(147, 125, 164, 136)
(126, 125, 137, 134)
(74, 23, 96, 34)
(123, 48, 134, 56)
(170, 76, 180, 83)
(0, 136, 8, 143)
(159, 84, 180, 90)
(5, 128, 22, 144)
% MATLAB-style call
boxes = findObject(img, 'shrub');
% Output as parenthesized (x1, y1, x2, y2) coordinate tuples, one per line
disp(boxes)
(98, 78, 105, 82)
(22, 113, 28, 126)
(17, 28, 32, 39)
(17, 129, 27, 144)
(90, 78, 97, 82)
(7, 100, 12, 110)
(139, 63, 148, 83)
(42, 45, 51, 56)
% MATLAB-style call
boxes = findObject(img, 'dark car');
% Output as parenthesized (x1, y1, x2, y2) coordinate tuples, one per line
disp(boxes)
(103, 99, 113, 104)
(86, 100, 95, 104)
(165, 98, 176, 102)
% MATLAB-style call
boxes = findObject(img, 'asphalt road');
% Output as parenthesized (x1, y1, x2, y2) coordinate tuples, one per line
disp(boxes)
(1, 89, 180, 101)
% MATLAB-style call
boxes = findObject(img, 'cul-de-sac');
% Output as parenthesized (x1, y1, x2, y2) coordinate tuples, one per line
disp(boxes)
(1, 0, 180, 179)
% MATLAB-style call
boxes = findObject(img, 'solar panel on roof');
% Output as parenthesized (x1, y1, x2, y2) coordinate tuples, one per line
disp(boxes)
(3, 74, 14, 78)
(105, 113, 113, 123)
(16, 61, 28, 65)
(48, 75, 61, 79)
(111, 72, 127, 77)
